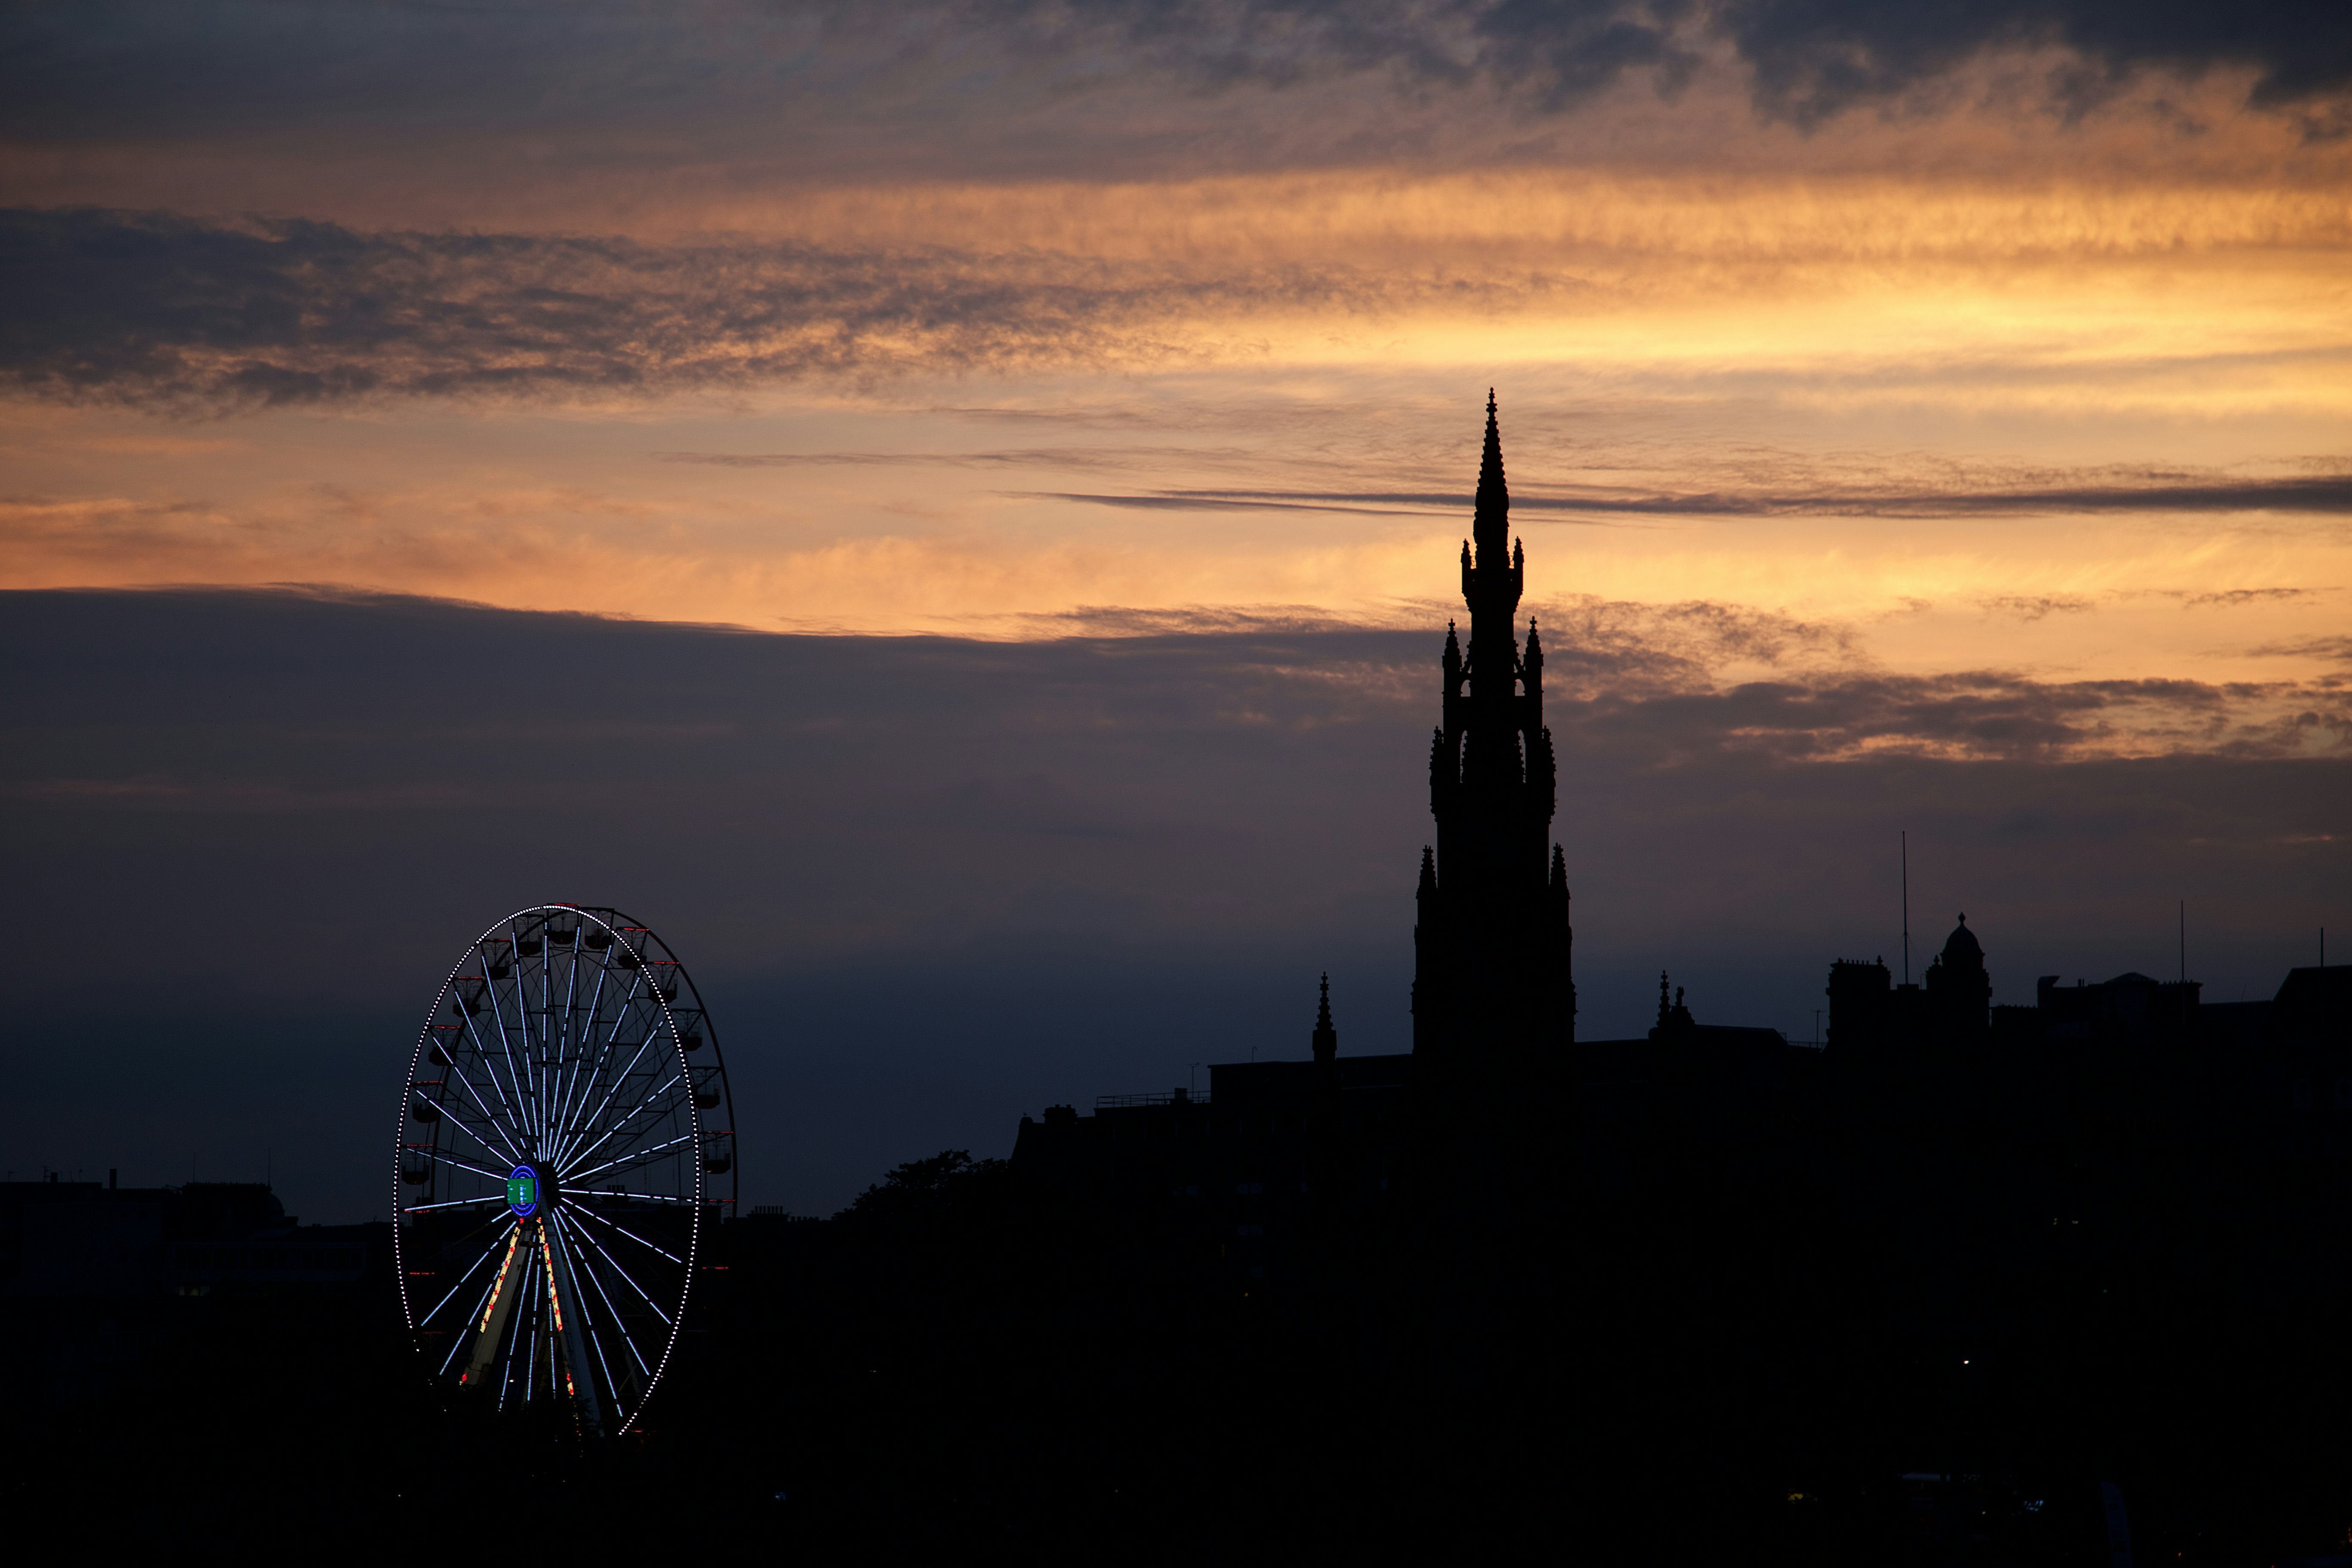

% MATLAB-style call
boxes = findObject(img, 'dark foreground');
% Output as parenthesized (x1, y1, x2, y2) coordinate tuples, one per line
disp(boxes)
(9, 1056, 2352, 1568)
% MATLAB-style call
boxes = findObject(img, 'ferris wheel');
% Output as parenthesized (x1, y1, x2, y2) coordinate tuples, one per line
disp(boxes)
(392, 904, 734, 1436)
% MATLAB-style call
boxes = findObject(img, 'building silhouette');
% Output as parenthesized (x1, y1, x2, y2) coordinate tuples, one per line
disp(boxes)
(1009, 392, 2350, 1328)
(1825, 914, 1995, 1051)
(1, 1176, 385, 1411)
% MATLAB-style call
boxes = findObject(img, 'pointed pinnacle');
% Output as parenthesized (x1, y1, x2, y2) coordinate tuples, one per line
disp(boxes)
(1475, 392, 1509, 539)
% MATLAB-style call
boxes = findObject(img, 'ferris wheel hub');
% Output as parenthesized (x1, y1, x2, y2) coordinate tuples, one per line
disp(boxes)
(505, 1162, 551, 1219)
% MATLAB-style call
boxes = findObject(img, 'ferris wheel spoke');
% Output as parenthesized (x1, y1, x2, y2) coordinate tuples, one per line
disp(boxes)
(453, 1013, 519, 1127)
(439, 1266, 504, 1376)
(510, 927, 536, 1135)
(562, 1210, 675, 1326)
(548, 998, 648, 1165)
(404, 1193, 511, 1213)
(554, 974, 657, 1156)
(586, 1317, 625, 1414)
(556, 1033, 669, 1168)
(576, 1102, 692, 1176)
(540, 965, 570, 1154)
(564, 1128, 694, 1186)
(515, 973, 540, 1150)
(552, 1209, 654, 1381)
(544, 1214, 617, 1420)
(435, 1032, 525, 1161)
(557, 942, 585, 1107)
(455, 1222, 527, 1387)
(566, 1199, 686, 1265)
(426, 1147, 513, 1184)
(558, 959, 612, 1133)
(416, 1232, 504, 1327)
(527, 931, 559, 1143)
(560, 1006, 682, 1166)
(560, 1075, 687, 1173)
(462, 1079, 530, 1170)
(432, 1099, 524, 1170)
(495, 1246, 537, 1411)
(459, 1006, 531, 1152)
(550, 1055, 588, 1159)
(511, 1243, 542, 1377)
(519, 978, 554, 1152)
(551, 1022, 613, 1163)
(481, 966, 539, 1149)
(581, 1190, 695, 1205)
(544, 1014, 593, 1158)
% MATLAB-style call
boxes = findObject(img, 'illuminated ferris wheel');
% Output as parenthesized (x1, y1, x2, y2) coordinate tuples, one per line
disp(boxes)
(392, 905, 734, 1436)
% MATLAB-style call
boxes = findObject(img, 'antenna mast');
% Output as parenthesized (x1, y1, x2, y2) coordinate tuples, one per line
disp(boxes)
(1901, 830, 1910, 986)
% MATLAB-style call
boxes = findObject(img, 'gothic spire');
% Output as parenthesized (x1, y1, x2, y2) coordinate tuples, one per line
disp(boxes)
(1474, 389, 1509, 558)
(1414, 389, 1570, 1063)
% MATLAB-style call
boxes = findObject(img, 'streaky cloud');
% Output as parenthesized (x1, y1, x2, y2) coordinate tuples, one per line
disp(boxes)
(2183, 586, 2313, 608)
(650, 446, 1246, 473)
(1004, 491, 1434, 518)
(1978, 594, 2098, 622)
(1144, 472, 2352, 518)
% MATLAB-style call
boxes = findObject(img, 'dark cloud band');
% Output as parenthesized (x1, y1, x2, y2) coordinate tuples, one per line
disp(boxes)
(5, 584, 2343, 1220)
(3, 0, 2344, 153)
(2, 584, 2338, 764)
(0, 207, 1474, 411)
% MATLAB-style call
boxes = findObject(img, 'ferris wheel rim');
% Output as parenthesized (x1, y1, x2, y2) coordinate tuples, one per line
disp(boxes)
(392, 902, 734, 1437)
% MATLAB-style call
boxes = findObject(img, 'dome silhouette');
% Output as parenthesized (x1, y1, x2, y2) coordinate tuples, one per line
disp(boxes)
(1943, 913, 1983, 961)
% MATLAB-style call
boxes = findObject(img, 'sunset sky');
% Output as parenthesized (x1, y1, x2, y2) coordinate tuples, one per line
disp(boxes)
(5, 1, 2347, 1217)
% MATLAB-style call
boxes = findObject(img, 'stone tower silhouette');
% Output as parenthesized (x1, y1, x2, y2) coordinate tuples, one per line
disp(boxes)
(1412, 393, 1576, 1070)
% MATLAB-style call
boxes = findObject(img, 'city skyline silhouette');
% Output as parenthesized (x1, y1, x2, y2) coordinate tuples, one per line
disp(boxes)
(6, 0, 2350, 1546)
